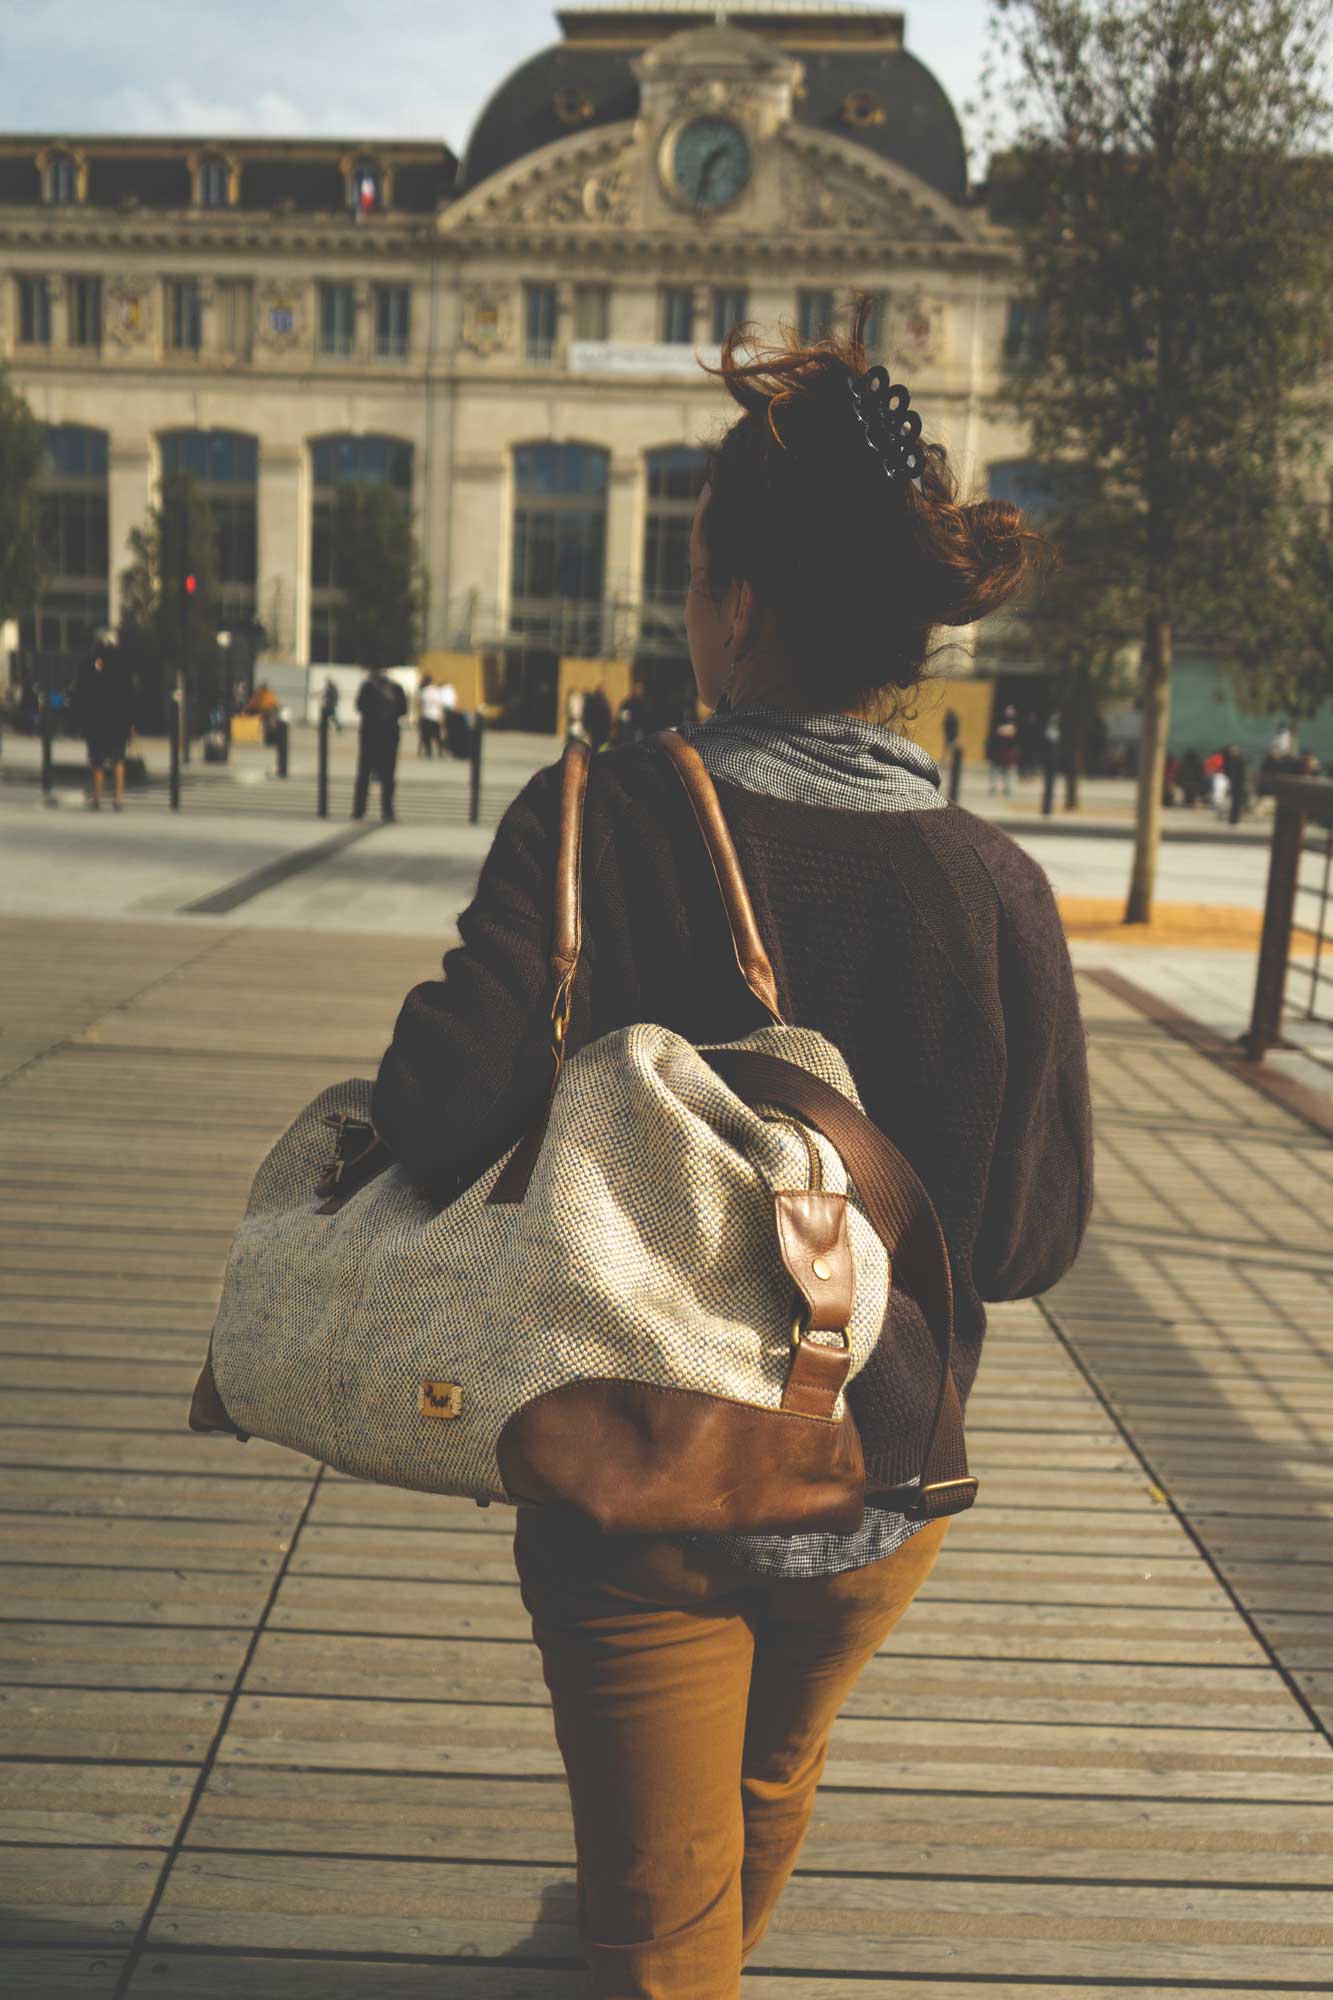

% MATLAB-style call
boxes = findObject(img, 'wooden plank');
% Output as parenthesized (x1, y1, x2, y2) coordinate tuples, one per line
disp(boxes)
(0, 1842, 167, 1945)
(0, 1622, 251, 1691)
(0, 1686, 224, 1762)
(0, 1950, 127, 1996)
(0, 1759, 193, 1845)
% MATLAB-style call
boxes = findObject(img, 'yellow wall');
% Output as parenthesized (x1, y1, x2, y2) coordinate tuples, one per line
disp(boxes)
(417, 650, 487, 712)
(902, 677, 995, 766)
(558, 656, 632, 723)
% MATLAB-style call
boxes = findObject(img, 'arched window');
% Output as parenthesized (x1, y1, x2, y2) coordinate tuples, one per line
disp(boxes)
(199, 154, 232, 208)
(309, 434, 414, 662)
(511, 443, 609, 657)
(19, 426, 108, 658)
(641, 446, 707, 652)
(47, 151, 79, 205)
(159, 430, 259, 626)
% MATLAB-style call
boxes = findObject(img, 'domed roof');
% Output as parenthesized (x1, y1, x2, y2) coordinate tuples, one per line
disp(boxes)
(459, 25, 967, 202)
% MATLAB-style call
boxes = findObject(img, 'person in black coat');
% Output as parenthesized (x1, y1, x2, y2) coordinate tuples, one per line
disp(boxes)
(353, 667, 408, 822)
(75, 640, 136, 811)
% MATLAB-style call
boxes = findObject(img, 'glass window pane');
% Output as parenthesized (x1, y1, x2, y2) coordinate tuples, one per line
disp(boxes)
(711, 286, 747, 345)
(798, 290, 834, 343)
(660, 287, 694, 344)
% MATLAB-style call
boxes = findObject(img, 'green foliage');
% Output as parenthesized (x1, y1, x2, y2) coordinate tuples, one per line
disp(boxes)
(328, 484, 424, 668)
(980, 0, 1333, 911)
(1230, 498, 1333, 719)
(0, 364, 46, 629)
(118, 472, 222, 732)
(986, 0, 1333, 602)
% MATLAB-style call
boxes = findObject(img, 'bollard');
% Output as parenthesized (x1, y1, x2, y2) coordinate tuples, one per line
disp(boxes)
(40, 688, 53, 796)
(276, 716, 289, 779)
(468, 709, 484, 825)
(170, 677, 182, 811)
(317, 708, 329, 818)
(1041, 754, 1057, 817)
(948, 745, 963, 804)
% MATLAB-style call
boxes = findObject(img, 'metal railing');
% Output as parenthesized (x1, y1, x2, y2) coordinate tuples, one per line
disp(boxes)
(1245, 776, 1333, 1060)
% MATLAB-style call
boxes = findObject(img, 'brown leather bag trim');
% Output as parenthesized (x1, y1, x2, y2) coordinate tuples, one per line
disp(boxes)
(497, 1375, 865, 1536)
(773, 1189, 855, 1329)
(781, 1336, 852, 1420)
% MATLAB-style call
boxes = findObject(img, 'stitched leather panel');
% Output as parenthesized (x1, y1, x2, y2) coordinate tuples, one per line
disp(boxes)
(781, 1337, 852, 1420)
(497, 1377, 866, 1535)
(773, 1189, 856, 1328)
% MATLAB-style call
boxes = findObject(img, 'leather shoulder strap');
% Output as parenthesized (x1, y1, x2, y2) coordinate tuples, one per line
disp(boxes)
(551, 737, 592, 992)
(652, 728, 784, 1026)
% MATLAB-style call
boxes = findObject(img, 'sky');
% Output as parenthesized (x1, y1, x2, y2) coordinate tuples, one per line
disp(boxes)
(0, 1, 1004, 173)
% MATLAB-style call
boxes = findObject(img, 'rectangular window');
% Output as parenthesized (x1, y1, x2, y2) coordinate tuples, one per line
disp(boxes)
(374, 282, 411, 359)
(711, 286, 747, 345)
(18, 276, 51, 346)
(798, 289, 834, 343)
(319, 282, 357, 358)
(1003, 298, 1045, 364)
(660, 286, 694, 345)
(69, 275, 102, 349)
(574, 282, 610, 342)
(200, 158, 230, 208)
(217, 279, 253, 361)
(524, 281, 558, 363)
(165, 278, 202, 353)
(859, 292, 887, 354)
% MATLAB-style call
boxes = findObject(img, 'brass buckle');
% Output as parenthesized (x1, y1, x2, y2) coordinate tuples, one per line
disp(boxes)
(903, 1477, 979, 1519)
(790, 1307, 850, 1352)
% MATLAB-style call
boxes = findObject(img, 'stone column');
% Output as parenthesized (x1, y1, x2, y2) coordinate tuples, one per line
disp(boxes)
(257, 443, 309, 663)
(107, 434, 154, 627)
(605, 455, 643, 658)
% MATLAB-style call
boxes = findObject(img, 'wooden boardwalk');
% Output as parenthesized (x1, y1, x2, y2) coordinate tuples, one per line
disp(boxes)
(1, 916, 1330, 1999)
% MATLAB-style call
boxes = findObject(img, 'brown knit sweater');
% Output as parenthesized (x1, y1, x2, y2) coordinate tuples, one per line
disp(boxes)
(371, 735, 1094, 1494)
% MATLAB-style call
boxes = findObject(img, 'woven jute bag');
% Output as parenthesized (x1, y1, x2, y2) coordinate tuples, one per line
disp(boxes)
(188, 730, 977, 1535)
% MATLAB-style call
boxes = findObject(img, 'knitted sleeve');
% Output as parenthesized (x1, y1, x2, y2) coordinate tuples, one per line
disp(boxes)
(370, 761, 564, 1192)
(972, 853, 1094, 1301)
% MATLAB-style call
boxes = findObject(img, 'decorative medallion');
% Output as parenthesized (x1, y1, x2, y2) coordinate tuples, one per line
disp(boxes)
(553, 86, 596, 126)
(459, 284, 510, 357)
(896, 292, 947, 365)
(106, 277, 154, 348)
(842, 89, 887, 129)
(255, 280, 305, 351)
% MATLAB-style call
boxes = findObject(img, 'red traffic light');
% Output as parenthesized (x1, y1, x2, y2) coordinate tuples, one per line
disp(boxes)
(184, 574, 197, 595)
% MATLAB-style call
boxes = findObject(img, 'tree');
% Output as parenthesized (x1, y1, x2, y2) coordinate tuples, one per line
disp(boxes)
(118, 471, 221, 734)
(329, 483, 424, 668)
(0, 364, 46, 634)
(984, 0, 1333, 921)
(1231, 498, 1333, 722)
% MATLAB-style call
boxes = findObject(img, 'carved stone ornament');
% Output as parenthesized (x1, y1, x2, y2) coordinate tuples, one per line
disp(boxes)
(895, 292, 948, 366)
(255, 280, 305, 351)
(459, 285, 512, 357)
(778, 147, 959, 243)
(478, 143, 638, 230)
(106, 276, 155, 348)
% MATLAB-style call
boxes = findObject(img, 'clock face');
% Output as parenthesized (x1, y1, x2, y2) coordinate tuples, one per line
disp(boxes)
(672, 117, 752, 210)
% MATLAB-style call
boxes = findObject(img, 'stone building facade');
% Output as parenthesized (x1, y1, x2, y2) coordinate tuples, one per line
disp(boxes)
(0, 3, 1035, 734)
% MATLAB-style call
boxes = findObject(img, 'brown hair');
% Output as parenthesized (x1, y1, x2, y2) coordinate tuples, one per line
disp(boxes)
(700, 299, 1041, 717)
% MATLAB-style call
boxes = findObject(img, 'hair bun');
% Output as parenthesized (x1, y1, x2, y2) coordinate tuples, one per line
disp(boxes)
(927, 499, 1034, 627)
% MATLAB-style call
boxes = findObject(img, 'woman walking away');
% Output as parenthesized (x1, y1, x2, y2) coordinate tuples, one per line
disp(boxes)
(371, 305, 1094, 1997)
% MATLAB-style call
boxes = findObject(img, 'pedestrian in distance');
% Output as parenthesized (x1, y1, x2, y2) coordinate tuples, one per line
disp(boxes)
(372, 303, 1093, 1996)
(581, 683, 613, 752)
(74, 638, 136, 812)
(987, 703, 1019, 796)
(417, 675, 445, 759)
(1225, 743, 1248, 826)
(1179, 745, 1203, 806)
(352, 665, 408, 822)
(320, 676, 342, 734)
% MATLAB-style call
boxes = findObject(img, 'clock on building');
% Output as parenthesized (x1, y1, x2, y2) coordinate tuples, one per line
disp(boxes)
(670, 117, 752, 210)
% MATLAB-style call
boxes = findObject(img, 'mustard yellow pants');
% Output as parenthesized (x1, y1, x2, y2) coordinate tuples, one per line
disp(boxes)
(513, 1508, 951, 1999)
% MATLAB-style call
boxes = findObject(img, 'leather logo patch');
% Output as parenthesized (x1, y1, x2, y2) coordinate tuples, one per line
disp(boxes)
(419, 1381, 464, 1420)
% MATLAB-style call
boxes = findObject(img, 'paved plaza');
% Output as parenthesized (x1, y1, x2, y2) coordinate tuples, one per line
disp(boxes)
(1, 728, 1331, 1995)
